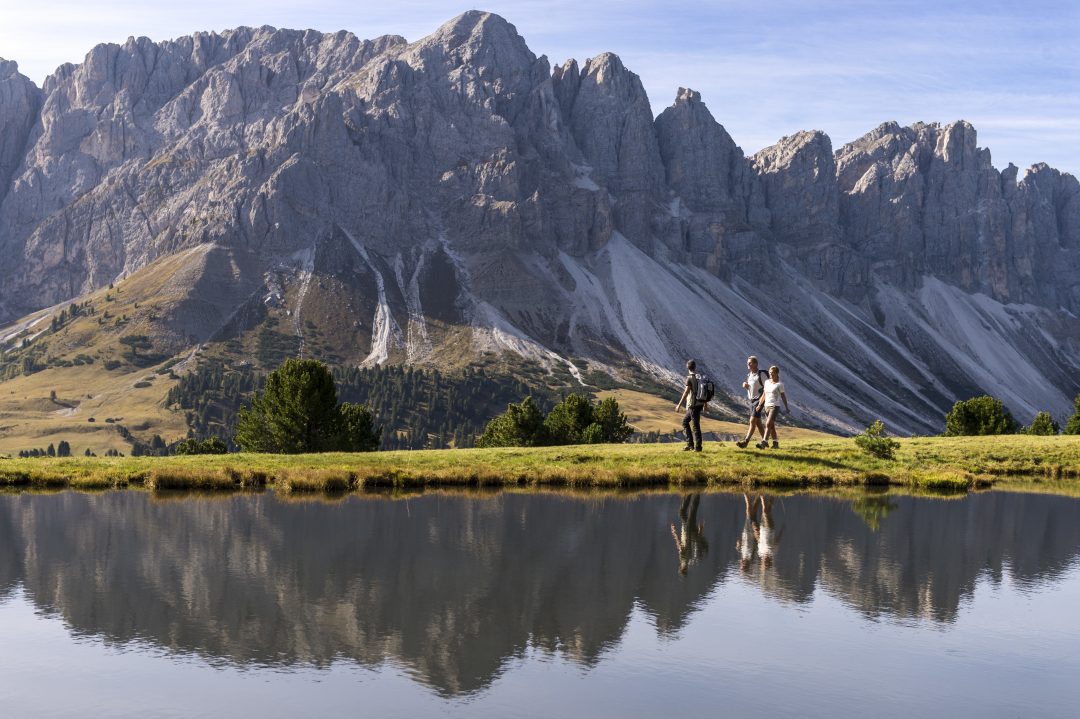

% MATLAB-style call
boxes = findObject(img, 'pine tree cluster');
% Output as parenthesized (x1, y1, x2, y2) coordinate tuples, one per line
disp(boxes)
(167, 360, 554, 450)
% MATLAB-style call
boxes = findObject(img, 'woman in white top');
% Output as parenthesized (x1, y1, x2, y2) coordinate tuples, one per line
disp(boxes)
(754, 365, 789, 449)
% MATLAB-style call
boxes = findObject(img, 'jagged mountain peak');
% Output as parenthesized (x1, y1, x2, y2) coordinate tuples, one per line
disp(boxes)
(654, 86, 754, 217)
(837, 118, 985, 170)
(753, 129, 834, 174)
(578, 52, 642, 93)
(673, 86, 702, 104)
(425, 10, 522, 44)
(410, 10, 536, 77)
(0, 58, 25, 80)
(0, 11, 1077, 444)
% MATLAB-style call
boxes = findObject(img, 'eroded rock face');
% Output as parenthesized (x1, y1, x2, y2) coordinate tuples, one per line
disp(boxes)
(751, 130, 867, 297)
(552, 52, 665, 249)
(0, 11, 1077, 432)
(0, 60, 41, 207)
(653, 87, 770, 278)
(754, 130, 839, 247)
(834, 120, 1080, 309)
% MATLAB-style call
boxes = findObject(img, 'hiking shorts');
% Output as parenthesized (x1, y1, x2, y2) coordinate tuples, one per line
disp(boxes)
(749, 400, 763, 419)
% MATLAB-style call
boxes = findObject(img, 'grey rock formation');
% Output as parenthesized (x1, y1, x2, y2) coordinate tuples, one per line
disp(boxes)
(653, 87, 770, 278)
(0, 10, 1078, 434)
(751, 130, 864, 297)
(0, 60, 41, 206)
(554, 52, 664, 248)
(754, 130, 839, 247)
(834, 120, 1080, 311)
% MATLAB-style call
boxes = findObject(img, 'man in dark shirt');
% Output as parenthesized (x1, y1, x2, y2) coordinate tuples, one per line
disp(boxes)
(674, 359, 704, 452)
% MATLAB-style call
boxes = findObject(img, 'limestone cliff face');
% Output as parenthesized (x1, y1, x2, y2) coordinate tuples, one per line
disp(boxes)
(0, 61, 40, 210)
(654, 87, 769, 279)
(834, 120, 1079, 309)
(0, 11, 1078, 433)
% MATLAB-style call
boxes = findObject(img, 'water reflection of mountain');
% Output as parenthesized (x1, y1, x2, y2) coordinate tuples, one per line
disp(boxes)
(744, 493, 1080, 622)
(0, 491, 1077, 695)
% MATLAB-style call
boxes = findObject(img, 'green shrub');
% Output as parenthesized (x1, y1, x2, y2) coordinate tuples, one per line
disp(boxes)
(588, 396, 634, 443)
(1065, 395, 1080, 435)
(477, 396, 548, 448)
(337, 402, 381, 452)
(479, 393, 633, 447)
(854, 420, 900, 459)
(175, 437, 229, 455)
(544, 393, 596, 444)
(944, 396, 1018, 436)
(1025, 411, 1060, 436)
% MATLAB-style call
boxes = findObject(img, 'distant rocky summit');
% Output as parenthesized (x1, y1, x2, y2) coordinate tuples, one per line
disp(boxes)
(0, 11, 1077, 434)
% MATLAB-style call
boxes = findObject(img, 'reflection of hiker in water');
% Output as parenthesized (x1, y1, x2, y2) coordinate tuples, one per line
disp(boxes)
(736, 494, 784, 572)
(736, 493, 760, 572)
(670, 494, 709, 575)
(756, 495, 784, 569)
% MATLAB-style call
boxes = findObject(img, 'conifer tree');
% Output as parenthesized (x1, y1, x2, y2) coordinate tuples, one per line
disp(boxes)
(1065, 395, 1080, 435)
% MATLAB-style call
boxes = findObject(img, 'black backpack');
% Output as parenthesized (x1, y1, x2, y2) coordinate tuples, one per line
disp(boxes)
(695, 372, 715, 404)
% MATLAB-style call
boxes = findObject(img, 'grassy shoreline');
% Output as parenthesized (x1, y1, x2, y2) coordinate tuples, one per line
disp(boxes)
(1, 435, 1078, 495)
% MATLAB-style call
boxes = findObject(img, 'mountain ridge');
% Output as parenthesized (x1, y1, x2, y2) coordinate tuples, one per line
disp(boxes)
(0, 10, 1077, 443)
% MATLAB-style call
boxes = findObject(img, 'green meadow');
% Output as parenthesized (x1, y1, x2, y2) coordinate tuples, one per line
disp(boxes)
(1, 434, 1078, 495)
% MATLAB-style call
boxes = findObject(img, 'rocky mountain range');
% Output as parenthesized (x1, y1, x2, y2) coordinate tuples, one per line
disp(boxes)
(1, 10, 1078, 435)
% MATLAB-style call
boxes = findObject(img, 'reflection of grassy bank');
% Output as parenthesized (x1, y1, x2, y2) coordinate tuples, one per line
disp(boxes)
(0, 435, 1077, 494)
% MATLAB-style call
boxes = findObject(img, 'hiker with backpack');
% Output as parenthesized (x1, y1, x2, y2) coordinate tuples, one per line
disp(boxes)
(674, 359, 713, 452)
(736, 355, 769, 449)
(755, 365, 790, 449)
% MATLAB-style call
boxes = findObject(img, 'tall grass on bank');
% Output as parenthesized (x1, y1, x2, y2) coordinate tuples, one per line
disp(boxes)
(0, 435, 1077, 495)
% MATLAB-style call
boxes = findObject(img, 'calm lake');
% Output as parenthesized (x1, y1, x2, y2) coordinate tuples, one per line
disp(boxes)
(1, 490, 1079, 718)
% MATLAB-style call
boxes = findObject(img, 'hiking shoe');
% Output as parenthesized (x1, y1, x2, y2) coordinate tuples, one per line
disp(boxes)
(771, 441, 779, 449)
(682, 446, 694, 452)
(694, 447, 702, 452)
(735, 439, 748, 448)
(755, 441, 767, 449)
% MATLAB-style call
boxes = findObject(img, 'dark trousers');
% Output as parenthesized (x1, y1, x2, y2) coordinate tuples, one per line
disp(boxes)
(682, 405, 702, 449)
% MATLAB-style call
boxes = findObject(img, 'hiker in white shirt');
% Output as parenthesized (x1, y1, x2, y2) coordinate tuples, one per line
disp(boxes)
(754, 365, 790, 449)
(736, 355, 769, 449)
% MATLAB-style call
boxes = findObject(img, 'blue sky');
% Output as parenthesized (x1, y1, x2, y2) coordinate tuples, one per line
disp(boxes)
(1, 0, 1077, 174)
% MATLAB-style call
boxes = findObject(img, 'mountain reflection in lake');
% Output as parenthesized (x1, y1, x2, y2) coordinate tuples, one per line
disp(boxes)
(1, 490, 1079, 718)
